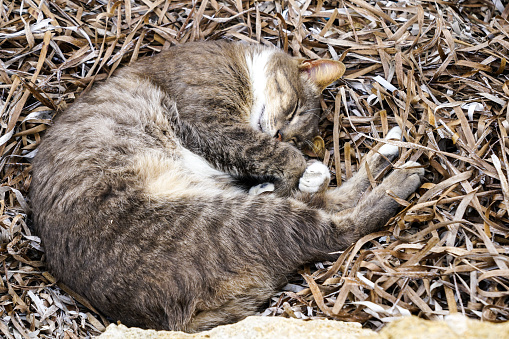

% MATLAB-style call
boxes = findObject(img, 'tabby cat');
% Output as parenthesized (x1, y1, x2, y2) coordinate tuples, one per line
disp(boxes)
(30, 41, 424, 332)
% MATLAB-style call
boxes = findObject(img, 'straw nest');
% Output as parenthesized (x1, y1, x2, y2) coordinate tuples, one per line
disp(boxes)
(1, 0, 508, 337)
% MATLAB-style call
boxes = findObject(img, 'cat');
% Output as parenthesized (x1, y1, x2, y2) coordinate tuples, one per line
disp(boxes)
(30, 41, 424, 332)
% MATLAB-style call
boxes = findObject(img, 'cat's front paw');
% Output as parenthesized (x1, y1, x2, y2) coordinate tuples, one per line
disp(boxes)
(249, 182, 275, 195)
(299, 161, 330, 194)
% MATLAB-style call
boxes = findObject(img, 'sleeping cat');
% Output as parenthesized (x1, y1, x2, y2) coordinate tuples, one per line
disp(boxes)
(30, 41, 424, 332)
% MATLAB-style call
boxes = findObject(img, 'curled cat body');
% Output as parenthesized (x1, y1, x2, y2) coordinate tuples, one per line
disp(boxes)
(30, 41, 424, 332)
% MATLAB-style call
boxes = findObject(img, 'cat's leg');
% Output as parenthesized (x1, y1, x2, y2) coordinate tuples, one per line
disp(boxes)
(294, 126, 402, 210)
(321, 126, 402, 211)
(176, 120, 308, 196)
(332, 161, 424, 237)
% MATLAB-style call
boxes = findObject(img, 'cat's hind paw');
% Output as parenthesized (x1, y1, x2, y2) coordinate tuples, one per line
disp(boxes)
(299, 161, 330, 194)
(386, 126, 402, 140)
(379, 126, 402, 158)
(380, 161, 424, 199)
(400, 161, 425, 177)
(249, 182, 275, 195)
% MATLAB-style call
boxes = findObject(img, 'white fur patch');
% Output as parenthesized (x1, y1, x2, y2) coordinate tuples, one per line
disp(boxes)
(245, 49, 275, 133)
(379, 126, 402, 157)
(180, 147, 225, 178)
(386, 126, 402, 140)
(299, 162, 330, 193)
(132, 152, 213, 198)
(249, 182, 275, 195)
(379, 144, 399, 157)
(134, 149, 238, 199)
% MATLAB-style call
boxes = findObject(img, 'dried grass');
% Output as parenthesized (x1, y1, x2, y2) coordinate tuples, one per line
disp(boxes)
(0, 0, 508, 337)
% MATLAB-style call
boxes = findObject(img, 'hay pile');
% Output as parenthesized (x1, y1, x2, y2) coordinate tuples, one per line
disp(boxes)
(1, 0, 508, 337)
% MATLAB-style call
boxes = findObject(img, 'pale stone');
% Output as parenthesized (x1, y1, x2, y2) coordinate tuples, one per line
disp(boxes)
(97, 316, 375, 339)
(363, 314, 509, 339)
(98, 314, 509, 339)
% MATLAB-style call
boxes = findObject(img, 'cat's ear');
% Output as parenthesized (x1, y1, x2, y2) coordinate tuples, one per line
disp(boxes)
(299, 59, 346, 92)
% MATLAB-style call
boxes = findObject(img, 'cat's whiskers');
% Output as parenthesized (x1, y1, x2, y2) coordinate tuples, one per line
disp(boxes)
(302, 109, 321, 120)
(304, 139, 316, 152)
(269, 111, 277, 136)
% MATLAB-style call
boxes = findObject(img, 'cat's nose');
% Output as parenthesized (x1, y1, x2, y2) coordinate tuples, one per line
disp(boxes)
(275, 130, 282, 141)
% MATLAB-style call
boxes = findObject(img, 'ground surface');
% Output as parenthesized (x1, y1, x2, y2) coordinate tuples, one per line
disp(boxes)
(0, 0, 508, 338)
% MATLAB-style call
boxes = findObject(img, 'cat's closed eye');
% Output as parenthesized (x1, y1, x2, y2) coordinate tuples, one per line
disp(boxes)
(286, 100, 299, 121)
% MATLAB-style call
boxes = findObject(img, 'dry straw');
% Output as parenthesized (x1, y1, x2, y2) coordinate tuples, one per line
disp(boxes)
(1, 0, 508, 337)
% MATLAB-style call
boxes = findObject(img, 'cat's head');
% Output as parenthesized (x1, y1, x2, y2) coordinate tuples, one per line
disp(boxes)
(246, 49, 345, 153)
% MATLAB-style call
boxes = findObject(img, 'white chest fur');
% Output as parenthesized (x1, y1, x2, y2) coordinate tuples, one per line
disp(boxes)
(245, 49, 275, 133)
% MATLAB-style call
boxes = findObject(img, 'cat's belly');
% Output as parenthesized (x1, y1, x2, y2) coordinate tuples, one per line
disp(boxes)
(130, 147, 237, 199)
